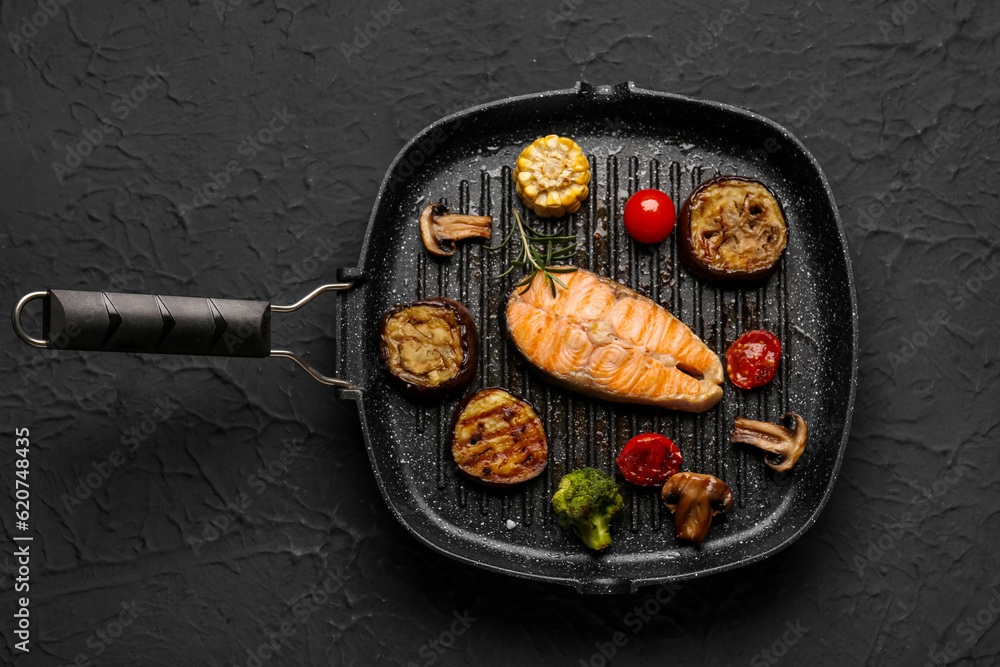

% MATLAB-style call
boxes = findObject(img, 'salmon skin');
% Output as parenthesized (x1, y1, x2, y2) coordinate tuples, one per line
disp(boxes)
(506, 268, 724, 413)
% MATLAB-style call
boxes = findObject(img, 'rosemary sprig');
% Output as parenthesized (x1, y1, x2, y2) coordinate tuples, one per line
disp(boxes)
(489, 210, 578, 297)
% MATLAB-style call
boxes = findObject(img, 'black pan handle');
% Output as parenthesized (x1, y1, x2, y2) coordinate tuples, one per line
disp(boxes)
(39, 289, 271, 357)
(12, 284, 356, 388)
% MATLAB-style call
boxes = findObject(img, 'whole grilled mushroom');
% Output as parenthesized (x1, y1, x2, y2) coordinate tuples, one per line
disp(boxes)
(661, 472, 734, 546)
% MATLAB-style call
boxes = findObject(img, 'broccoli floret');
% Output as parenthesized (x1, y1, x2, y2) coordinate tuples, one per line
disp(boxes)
(551, 467, 624, 551)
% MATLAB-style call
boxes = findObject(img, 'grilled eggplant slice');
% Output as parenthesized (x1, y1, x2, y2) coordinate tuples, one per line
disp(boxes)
(678, 176, 787, 285)
(452, 388, 548, 486)
(379, 297, 478, 397)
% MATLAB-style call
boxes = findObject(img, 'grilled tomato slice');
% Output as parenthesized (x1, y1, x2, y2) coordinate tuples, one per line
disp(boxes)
(379, 297, 478, 397)
(452, 388, 548, 486)
(726, 329, 781, 390)
(616, 433, 683, 486)
(679, 176, 787, 284)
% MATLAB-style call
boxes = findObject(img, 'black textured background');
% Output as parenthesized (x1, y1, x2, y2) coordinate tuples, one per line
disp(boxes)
(1, 1, 999, 666)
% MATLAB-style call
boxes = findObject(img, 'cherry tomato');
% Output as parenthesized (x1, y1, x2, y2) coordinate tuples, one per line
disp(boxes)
(616, 433, 683, 486)
(623, 189, 676, 244)
(726, 329, 781, 389)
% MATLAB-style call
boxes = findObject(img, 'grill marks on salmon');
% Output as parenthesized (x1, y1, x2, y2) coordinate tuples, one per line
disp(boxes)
(506, 268, 724, 412)
(508, 305, 593, 376)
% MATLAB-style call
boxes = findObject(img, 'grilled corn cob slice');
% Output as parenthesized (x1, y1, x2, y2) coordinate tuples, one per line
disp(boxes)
(513, 135, 591, 218)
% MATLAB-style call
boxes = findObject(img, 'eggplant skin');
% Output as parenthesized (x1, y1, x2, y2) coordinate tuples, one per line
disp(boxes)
(678, 175, 788, 286)
(451, 387, 548, 487)
(379, 297, 479, 398)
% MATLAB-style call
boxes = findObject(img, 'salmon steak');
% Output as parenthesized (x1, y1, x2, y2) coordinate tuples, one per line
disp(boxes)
(506, 268, 724, 413)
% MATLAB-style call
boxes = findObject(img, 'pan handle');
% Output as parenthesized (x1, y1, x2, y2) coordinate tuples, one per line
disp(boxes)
(12, 284, 356, 389)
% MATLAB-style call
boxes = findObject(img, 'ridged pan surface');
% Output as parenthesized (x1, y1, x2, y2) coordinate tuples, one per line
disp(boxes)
(335, 82, 858, 593)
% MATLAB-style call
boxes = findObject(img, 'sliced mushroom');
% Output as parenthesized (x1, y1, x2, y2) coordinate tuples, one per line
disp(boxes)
(731, 412, 808, 472)
(420, 203, 493, 257)
(661, 472, 734, 546)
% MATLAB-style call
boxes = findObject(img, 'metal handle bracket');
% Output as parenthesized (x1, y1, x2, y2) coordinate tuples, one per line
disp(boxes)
(270, 282, 357, 389)
(11, 291, 50, 348)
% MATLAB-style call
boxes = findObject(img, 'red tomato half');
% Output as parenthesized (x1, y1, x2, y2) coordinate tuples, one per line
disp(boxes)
(624, 189, 676, 244)
(616, 433, 683, 486)
(726, 329, 781, 389)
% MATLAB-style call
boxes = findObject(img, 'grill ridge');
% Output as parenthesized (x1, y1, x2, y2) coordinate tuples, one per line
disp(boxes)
(418, 154, 792, 542)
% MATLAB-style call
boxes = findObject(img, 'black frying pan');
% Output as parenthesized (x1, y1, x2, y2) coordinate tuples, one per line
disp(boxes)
(12, 82, 858, 593)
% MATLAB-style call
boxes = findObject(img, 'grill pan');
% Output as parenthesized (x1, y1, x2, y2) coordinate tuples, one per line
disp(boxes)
(13, 82, 857, 593)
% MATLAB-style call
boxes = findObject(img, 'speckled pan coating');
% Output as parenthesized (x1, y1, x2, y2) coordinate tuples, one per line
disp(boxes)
(333, 81, 858, 594)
